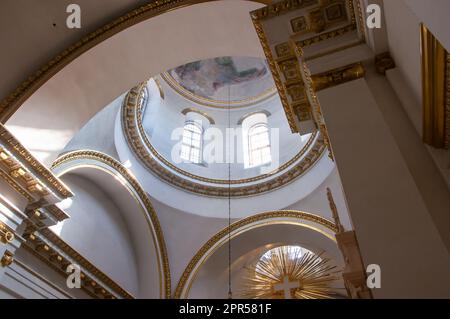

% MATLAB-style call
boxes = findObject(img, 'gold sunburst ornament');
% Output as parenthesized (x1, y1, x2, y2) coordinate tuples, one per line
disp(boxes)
(240, 246, 345, 299)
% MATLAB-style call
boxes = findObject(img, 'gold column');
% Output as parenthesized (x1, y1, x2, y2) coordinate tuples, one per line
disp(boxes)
(421, 24, 450, 149)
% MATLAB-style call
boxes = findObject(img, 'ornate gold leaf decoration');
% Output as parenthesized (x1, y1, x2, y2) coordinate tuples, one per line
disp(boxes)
(240, 246, 344, 299)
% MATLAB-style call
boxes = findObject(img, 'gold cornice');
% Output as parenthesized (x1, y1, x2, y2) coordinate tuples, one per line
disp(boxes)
(421, 24, 450, 149)
(250, 0, 319, 21)
(123, 84, 326, 197)
(161, 72, 277, 108)
(251, 0, 365, 133)
(251, 19, 300, 132)
(174, 209, 338, 298)
(0, 0, 271, 123)
(0, 221, 15, 244)
(311, 62, 365, 91)
(51, 150, 172, 298)
(0, 124, 73, 199)
(23, 227, 134, 299)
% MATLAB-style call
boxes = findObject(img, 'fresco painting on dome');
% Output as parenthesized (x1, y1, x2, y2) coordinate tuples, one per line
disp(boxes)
(169, 56, 275, 102)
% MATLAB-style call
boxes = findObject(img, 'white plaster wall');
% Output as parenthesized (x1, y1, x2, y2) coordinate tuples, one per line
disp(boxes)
(383, 0, 450, 189)
(404, 0, 450, 52)
(53, 173, 139, 296)
(318, 78, 450, 298)
(63, 94, 123, 158)
(383, 0, 422, 107)
(0, 247, 90, 299)
(286, 167, 353, 231)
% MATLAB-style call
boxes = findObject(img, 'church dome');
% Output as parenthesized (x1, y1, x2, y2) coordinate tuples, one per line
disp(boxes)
(120, 56, 327, 198)
(161, 56, 277, 107)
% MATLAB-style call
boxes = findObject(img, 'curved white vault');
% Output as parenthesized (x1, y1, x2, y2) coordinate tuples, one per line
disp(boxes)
(6, 0, 268, 166)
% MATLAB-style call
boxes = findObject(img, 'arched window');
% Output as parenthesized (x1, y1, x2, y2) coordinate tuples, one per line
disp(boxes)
(139, 86, 149, 113)
(248, 123, 271, 167)
(241, 112, 271, 168)
(180, 121, 203, 164)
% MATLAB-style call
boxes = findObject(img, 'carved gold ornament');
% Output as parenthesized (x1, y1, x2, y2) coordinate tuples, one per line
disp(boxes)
(0, 222, 15, 244)
(1, 250, 14, 267)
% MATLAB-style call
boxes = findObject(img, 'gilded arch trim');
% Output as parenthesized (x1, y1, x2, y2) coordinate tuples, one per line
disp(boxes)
(174, 209, 337, 298)
(52, 150, 171, 299)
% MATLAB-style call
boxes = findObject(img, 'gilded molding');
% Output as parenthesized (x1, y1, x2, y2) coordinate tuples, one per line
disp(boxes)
(421, 24, 450, 149)
(311, 62, 365, 91)
(251, 19, 300, 132)
(123, 84, 326, 197)
(301, 61, 335, 160)
(23, 226, 132, 299)
(0, 222, 15, 244)
(0, 124, 73, 199)
(326, 187, 344, 233)
(51, 150, 171, 298)
(251, 0, 365, 133)
(161, 72, 277, 108)
(174, 209, 338, 298)
(250, 0, 319, 21)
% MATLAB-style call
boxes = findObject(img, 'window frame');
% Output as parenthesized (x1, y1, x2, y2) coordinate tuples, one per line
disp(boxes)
(247, 122, 271, 168)
(180, 121, 203, 164)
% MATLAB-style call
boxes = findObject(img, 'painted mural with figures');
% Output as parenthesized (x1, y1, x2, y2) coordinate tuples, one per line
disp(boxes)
(168, 56, 275, 103)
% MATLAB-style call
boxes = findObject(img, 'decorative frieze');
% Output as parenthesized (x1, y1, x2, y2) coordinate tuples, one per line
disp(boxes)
(251, 0, 365, 133)
(0, 222, 15, 244)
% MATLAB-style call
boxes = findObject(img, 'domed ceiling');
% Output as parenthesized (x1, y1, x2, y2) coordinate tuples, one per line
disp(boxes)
(162, 57, 277, 107)
(121, 56, 326, 198)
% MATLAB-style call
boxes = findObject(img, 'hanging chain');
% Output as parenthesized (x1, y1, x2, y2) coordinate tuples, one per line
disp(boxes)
(227, 84, 232, 299)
